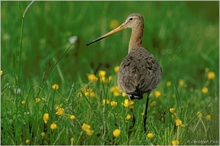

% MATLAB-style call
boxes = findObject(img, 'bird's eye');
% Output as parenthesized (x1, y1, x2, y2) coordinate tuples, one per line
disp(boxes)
(129, 17, 133, 21)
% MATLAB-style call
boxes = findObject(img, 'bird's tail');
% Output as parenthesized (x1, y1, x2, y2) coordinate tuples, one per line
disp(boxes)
(129, 94, 143, 100)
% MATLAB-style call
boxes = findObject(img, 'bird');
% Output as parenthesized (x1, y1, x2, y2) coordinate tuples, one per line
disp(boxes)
(86, 13, 162, 131)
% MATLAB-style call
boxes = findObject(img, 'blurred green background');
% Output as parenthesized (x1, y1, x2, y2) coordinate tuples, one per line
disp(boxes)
(1, 1, 219, 145)
(1, 1, 219, 87)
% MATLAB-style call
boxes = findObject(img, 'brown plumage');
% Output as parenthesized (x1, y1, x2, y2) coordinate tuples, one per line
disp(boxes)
(87, 13, 162, 131)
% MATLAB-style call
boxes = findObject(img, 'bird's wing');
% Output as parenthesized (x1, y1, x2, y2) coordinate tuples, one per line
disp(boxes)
(117, 49, 162, 95)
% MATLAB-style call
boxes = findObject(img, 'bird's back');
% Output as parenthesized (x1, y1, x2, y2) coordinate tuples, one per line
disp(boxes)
(117, 47, 162, 98)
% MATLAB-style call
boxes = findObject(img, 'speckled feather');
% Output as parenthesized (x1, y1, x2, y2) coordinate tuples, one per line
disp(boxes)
(117, 47, 162, 98)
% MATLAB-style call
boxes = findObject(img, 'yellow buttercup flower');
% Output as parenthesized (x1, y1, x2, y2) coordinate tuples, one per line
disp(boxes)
(77, 92, 82, 98)
(202, 87, 208, 94)
(103, 99, 110, 105)
(88, 74, 98, 82)
(155, 91, 161, 98)
(179, 79, 185, 87)
(52, 84, 59, 90)
(110, 86, 122, 97)
(55, 105, 65, 116)
(107, 76, 112, 82)
(172, 140, 180, 145)
(70, 137, 74, 143)
(98, 70, 112, 83)
(56, 108, 64, 116)
(110, 86, 121, 93)
(43, 113, 49, 124)
(110, 101, 117, 107)
(170, 107, 175, 113)
(82, 123, 91, 131)
(82, 88, 96, 98)
(109, 20, 119, 29)
(99, 70, 106, 77)
(0, 70, 3, 75)
(41, 132, 46, 137)
(123, 99, 134, 109)
(113, 129, 121, 137)
(89, 91, 95, 97)
(175, 119, 183, 126)
(208, 71, 215, 80)
(170, 108, 176, 118)
(25, 139, 30, 144)
(114, 92, 120, 97)
(50, 123, 57, 130)
(35, 98, 41, 103)
(100, 76, 106, 82)
(151, 111, 156, 116)
(114, 66, 120, 73)
(81, 123, 94, 136)
(166, 81, 172, 87)
(150, 101, 157, 107)
(84, 91, 95, 98)
(125, 114, 131, 120)
(102, 76, 112, 83)
(85, 129, 94, 136)
(205, 115, 211, 121)
(171, 113, 177, 118)
(122, 92, 128, 97)
(70, 115, 76, 120)
(197, 112, 202, 118)
(147, 133, 154, 139)
(21, 100, 26, 105)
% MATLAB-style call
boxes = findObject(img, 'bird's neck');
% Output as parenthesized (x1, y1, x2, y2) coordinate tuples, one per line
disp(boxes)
(128, 27, 144, 53)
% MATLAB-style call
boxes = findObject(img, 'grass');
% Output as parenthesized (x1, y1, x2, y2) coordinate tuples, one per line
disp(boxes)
(1, 1, 219, 145)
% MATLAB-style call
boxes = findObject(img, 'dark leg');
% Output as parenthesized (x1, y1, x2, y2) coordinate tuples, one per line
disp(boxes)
(143, 94, 150, 131)
(130, 108, 136, 128)
(128, 95, 136, 128)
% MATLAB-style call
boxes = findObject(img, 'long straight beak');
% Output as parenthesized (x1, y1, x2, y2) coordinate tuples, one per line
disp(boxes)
(86, 23, 126, 46)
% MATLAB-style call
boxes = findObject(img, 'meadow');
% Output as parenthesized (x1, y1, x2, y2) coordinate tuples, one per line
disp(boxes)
(1, 1, 219, 145)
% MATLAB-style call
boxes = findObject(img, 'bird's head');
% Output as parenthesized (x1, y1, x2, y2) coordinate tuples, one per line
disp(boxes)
(86, 13, 143, 46)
